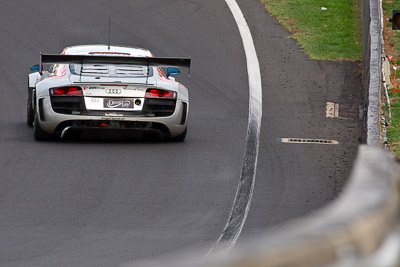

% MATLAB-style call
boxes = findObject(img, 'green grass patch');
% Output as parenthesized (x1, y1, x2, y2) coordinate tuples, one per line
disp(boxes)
(383, 0, 400, 159)
(383, 0, 400, 56)
(261, 0, 362, 60)
(387, 94, 400, 159)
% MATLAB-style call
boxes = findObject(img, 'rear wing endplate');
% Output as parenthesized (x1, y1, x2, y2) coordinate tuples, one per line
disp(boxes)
(39, 54, 191, 75)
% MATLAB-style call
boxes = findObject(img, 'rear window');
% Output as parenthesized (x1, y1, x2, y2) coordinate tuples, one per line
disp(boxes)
(69, 64, 153, 78)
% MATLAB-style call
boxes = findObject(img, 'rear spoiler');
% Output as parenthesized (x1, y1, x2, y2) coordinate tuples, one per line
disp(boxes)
(40, 54, 191, 74)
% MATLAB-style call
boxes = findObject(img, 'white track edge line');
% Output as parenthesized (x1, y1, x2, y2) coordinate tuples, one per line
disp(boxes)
(209, 0, 263, 254)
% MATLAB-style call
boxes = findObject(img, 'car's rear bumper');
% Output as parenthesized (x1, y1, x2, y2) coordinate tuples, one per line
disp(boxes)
(36, 97, 188, 138)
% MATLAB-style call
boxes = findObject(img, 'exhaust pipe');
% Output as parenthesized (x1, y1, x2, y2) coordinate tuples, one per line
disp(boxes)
(60, 126, 71, 139)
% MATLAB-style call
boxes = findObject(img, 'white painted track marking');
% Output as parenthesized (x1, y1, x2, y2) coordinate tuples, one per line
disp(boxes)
(209, 0, 263, 253)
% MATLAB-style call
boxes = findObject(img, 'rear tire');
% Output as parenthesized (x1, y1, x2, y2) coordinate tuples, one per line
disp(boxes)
(171, 127, 187, 142)
(33, 113, 54, 141)
(26, 88, 34, 127)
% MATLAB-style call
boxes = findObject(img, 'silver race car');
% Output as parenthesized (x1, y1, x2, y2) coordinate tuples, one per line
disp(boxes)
(27, 45, 190, 141)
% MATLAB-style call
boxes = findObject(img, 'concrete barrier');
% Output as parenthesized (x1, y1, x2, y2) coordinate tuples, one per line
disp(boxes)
(198, 145, 400, 267)
(131, 146, 399, 267)
(362, 0, 383, 145)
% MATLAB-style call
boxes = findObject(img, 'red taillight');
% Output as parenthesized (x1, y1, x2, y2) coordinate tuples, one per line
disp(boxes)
(67, 87, 82, 95)
(50, 87, 83, 96)
(145, 89, 176, 99)
(54, 88, 66, 94)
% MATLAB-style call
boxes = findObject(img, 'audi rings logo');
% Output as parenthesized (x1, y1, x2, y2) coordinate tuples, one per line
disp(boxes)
(105, 88, 122, 94)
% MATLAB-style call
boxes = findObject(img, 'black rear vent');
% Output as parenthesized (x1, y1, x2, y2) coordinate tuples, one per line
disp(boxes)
(143, 99, 176, 117)
(38, 98, 45, 121)
(180, 102, 187, 125)
(50, 96, 87, 115)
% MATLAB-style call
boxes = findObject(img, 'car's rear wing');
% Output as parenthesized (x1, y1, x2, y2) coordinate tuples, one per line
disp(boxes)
(40, 54, 191, 75)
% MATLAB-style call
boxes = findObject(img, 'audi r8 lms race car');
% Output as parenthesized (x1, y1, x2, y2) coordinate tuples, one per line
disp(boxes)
(27, 45, 190, 141)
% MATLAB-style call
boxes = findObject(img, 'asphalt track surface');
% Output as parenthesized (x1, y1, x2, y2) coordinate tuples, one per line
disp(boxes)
(0, 1, 363, 266)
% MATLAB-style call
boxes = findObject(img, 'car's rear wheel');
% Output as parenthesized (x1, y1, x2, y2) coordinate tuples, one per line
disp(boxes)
(26, 88, 34, 127)
(171, 127, 187, 142)
(33, 113, 54, 141)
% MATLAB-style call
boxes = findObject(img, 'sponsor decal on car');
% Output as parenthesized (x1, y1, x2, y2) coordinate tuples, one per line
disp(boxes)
(83, 86, 107, 90)
(104, 99, 134, 108)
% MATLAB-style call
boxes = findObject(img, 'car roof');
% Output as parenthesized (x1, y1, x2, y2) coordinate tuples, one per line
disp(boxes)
(63, 45, 152, 57)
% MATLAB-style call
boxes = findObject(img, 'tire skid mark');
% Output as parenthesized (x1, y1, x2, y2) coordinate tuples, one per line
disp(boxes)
(209, 0, 263, 253)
